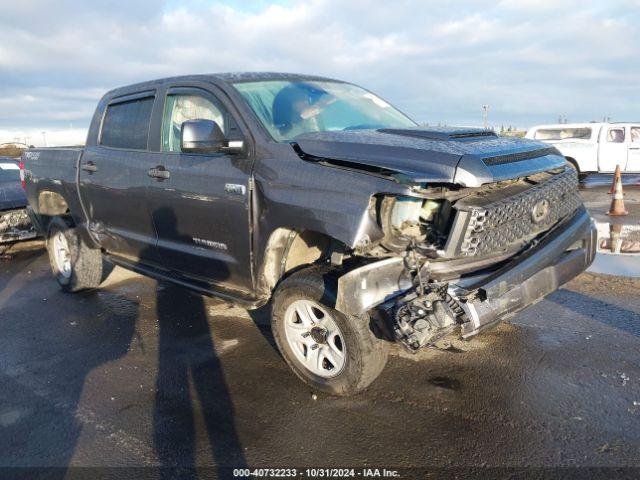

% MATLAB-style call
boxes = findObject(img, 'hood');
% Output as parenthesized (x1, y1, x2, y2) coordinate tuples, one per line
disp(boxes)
(293, 127, 566, 187)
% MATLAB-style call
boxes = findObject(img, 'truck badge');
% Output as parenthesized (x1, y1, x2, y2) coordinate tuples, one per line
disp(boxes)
(531, 199, 550, 223)
(225, 184, 246, 196)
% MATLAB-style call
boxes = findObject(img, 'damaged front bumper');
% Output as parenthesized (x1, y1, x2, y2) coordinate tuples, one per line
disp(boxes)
(453, 207, 596, 337)
(335, 207, 597, 344)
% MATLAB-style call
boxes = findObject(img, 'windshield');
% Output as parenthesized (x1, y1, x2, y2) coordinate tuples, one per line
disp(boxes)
(233, 80, 417, 142)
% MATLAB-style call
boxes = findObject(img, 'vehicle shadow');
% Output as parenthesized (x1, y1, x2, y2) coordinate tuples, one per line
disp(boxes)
(548, 288, 640, 337)
(149, 208, 246, 478)
(0, 265, 138, 480)
(246, 303, 278, 352)
(153, 284, 248, 477)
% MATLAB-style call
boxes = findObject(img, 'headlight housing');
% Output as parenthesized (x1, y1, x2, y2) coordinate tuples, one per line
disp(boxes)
(378, 195, 444, 252)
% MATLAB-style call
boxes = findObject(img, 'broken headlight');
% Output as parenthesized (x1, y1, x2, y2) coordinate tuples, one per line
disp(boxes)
(378, 195, 444, 252)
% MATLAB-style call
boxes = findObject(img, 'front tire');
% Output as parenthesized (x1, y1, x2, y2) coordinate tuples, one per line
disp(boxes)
(46, 216, 104, 292)
(271, 267, 388, 396)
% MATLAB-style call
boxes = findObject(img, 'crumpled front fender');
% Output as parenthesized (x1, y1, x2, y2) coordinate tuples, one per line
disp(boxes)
(335, 257, 413, 316)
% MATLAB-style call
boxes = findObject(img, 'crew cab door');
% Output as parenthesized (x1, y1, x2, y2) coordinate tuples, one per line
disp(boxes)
(147, 85, 254, 292)
(627, 126, 640, 172)
(78, 92, 161, 265)
(598, 125, 628, 172)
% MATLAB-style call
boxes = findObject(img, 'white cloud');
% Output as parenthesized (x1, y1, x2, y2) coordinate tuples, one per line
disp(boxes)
(0, 0, 639, 142)
(0, 128, 86, 147)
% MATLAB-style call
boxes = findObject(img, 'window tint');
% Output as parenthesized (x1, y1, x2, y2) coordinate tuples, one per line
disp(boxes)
(101, 97, 155, 150)
(162, 94, 226, 152)
(631, 127, 640, 143)
(607, 128, 625, 143)
(534, 128, 591, 140)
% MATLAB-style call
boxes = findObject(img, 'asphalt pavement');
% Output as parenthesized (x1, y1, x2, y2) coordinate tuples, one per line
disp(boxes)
(0, 181, 638, 479)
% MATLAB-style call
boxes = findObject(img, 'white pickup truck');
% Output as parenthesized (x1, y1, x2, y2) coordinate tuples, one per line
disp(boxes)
(525, 123, 640, 174)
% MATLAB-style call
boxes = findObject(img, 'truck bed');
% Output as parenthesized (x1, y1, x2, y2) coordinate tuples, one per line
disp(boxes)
(24, 147, 83, 185)
(22, 147, 85, 235)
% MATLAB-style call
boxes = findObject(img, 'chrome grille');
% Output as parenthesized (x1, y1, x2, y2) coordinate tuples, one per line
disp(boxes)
(447, 169, 582, 257)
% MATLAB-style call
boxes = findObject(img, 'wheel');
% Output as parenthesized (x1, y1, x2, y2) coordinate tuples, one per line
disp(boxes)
(46, 216, 104, 292)
(271, 266, 388, 396)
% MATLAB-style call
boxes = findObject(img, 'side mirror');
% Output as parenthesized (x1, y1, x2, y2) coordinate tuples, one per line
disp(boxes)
(180, 119, 245, 154)
(181, 119, 226, 153)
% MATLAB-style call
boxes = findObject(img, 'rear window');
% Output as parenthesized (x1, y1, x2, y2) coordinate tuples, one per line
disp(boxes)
(0, 160, 20, 182)
(534, 128, 592, 140)
(100, 97, 155, 150)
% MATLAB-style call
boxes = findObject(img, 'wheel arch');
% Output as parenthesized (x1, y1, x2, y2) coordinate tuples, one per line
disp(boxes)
(565, 156, 580, 172)
(257, 227, 344, 296)
(37, 190, 73, 232)
(38, 190, 70, 215)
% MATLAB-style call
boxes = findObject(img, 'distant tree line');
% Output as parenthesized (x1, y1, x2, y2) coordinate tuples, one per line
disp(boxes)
(0, 145, 27, 158)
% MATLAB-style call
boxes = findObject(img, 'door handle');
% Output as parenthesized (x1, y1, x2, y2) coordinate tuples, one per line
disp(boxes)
(148, 166, 170, 180)
(81, 162, 97, 173)
(629, 147, 640, 150)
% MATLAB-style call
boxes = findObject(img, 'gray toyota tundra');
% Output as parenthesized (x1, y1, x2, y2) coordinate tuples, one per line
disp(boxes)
(22, 73, 596, 395)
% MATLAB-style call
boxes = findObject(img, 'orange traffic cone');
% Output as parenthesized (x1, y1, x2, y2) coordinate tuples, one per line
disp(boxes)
(608, 164, 621, 194)
(607, 171, 628, 216)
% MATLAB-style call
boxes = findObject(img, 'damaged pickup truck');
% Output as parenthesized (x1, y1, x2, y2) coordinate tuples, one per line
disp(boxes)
(22, 73, 596, 395)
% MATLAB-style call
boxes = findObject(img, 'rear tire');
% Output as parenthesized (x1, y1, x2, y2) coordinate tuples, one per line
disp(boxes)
(271, 266, 388, 396)
(46, 216, 104, 292)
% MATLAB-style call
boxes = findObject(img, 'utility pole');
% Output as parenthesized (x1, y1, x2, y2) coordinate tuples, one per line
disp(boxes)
(482, 105, 490, 130)
(42, 131, 47, 147)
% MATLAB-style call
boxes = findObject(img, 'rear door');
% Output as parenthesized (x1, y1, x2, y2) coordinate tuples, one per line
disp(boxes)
(146, 84, 254, 293)
(627, 126, 640, 172)
(598, 125, 628, 172)
(78, 92, 161, 265)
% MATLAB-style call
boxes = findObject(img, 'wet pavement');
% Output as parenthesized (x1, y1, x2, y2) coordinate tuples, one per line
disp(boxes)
(0, 181, 639, 478)
(580, 174, 640, 277)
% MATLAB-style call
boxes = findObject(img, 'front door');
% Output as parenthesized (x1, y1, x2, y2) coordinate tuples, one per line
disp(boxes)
(78, 93, 161, 266)
(598, 125, 628, 172)
(147, 86, 254, 293)
(626, 126, 640, 172)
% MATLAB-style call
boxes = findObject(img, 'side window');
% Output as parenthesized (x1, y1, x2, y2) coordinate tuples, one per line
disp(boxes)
(101, 97, 155, 150)
(631, 127, 640, 143)
(534, 129, 561, 140)
(162, 94, 226, 152)
(534, 128, 591, 140)
(607, 127, 625, 143)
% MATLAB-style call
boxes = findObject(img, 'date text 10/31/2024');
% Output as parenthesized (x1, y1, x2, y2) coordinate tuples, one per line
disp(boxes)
(233, 468, 401, 478)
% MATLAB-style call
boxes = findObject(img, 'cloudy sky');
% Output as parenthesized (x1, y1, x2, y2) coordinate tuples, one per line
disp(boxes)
(1, 0, 638, 146)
